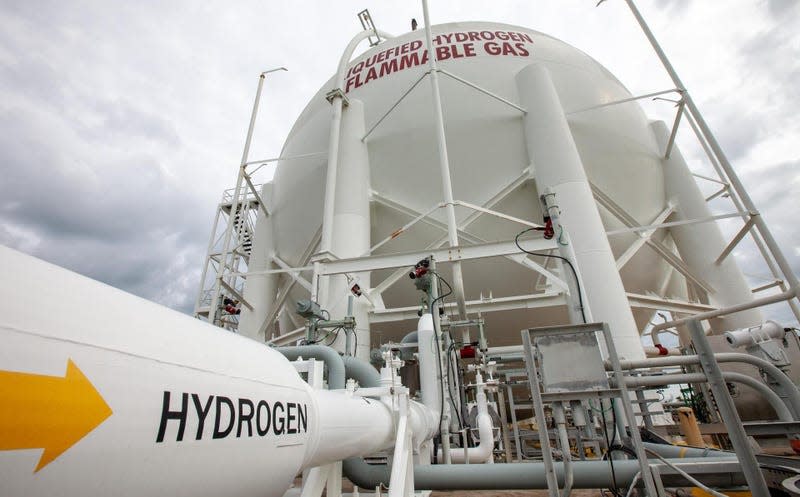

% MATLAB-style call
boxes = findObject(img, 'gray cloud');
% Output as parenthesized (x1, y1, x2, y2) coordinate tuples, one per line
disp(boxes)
(766, 0, 799, 18)
(0, 1, 796, 329)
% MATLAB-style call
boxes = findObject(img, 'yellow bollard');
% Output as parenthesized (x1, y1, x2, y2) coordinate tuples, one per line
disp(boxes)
(677, 407, 704, 448)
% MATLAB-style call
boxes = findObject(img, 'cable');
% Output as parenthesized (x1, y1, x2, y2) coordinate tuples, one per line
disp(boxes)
(644, 449, 731, 497)
(445, 340, 464, 429)
(598, 401, 623, 497)
(432, 271, 459, 418)
(324, 327, 342, 346)
(429, 269, 454, 441)
(431, 312, 447, 437)
(610, 400, 618, 448)
(515, 227, 587, 324)
(430, 271, 453, 307)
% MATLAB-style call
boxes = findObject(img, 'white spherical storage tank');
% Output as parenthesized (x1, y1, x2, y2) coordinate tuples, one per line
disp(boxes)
(241, 21, 760, 361)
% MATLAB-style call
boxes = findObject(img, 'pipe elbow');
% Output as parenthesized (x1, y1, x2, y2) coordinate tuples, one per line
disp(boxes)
(436, 412, 494, 464)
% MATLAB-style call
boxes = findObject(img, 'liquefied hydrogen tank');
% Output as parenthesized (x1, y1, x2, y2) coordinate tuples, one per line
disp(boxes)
(242, 21, 758, 353)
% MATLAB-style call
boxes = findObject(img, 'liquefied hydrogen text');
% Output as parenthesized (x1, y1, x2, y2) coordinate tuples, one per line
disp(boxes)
(345, 30, 533, 93)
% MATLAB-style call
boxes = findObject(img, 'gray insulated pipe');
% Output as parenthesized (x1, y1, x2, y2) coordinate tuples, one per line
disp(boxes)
(342, 456, 740, 490)
(342, 355, 382, 387)
(399, 331, 418, 361)
(277, 345, 346, 389)
(277, 345, 383, 390)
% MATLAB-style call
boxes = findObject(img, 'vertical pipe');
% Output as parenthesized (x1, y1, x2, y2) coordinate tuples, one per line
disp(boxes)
(314, 93, 344, 307)
(210, 73, 267, 324)
(553, 403, 573, 497)
(496, 387, 514, 463)
(345, 296, 354, 356)
(428, 258, 452, 463)
(420, 0, 467, 318)
(417, 314, 442, 429)
(541, 192, 592, 326)
(326, 99, 372, 360)
(516, 64, 644, 361)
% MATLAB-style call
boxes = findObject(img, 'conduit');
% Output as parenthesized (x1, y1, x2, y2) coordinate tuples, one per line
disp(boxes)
(342, 355, 381, 388)
(642, 442, 728, 460)
(277, 345, 384, 391)
(622, 373, 794, 423)
(342, 456, 739, 490)
(650, 289, 797, 333)
(610, 352, 800, 417)
(553, 403, 573, 497)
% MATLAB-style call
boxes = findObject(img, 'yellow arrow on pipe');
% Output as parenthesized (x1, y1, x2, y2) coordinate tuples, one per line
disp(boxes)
(0, 359, 113, 472)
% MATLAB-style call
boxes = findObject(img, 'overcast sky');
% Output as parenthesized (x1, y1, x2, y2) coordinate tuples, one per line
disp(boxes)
(1, 1, 797, 327)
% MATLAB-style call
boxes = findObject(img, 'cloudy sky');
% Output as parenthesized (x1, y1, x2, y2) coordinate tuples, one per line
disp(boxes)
(1, 1, 797, 327)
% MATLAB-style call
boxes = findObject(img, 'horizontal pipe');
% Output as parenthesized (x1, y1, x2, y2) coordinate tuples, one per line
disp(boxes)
(623, 373, 794, 423)
(486, 345, 524, 355)
(642, 442, 730, 459)
(612, 352, 800, 418)
(343, 456, 739, 490)
(643, 346, 682, 357)
(651, 289, 797, 332)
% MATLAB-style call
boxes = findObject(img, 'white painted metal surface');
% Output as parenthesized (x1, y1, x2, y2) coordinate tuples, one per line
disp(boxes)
(416, 313, 441, 416)
(257, 21, 725, 353)
(437, 372, 494, 464)
(0, 246, 434, 497)
(0, 246, 309, 496)
(325, 99, 372, 359)
(239, 183, 278, 341)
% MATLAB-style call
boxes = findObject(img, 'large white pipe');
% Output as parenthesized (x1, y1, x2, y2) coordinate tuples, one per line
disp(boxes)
(238, 183, 278, 341)
(303, 390, 394, 468)
(652, 121, 762, 331)
(0, 246, 434, 497)
(516, 63, 645, 361)
(313, 28, 392, 312)
(325, 99, 371, 360)
(416, 313, 442, 417)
